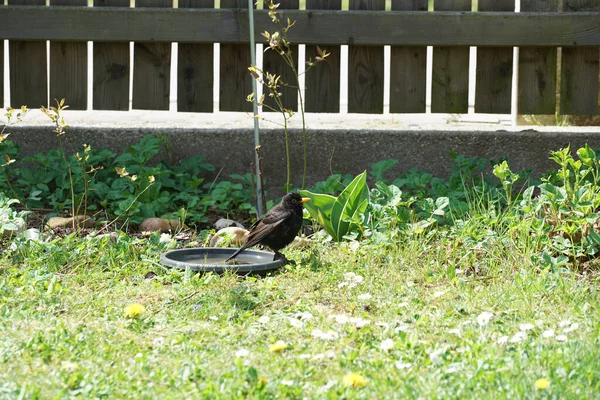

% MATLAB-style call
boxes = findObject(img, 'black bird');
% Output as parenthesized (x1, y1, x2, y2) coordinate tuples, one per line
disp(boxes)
(226, 193, 310, 262)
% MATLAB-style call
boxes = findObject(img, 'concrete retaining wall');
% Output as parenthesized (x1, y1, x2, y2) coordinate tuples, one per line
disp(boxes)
(9, 121, 600, 196)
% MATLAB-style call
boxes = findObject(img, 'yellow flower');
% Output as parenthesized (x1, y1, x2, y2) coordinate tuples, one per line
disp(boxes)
(343, 372, 368, 388)
(258, 377, 267, 385)
(124, 303, 145, 318)
(535, 378, 550, 390)
(268, 340, 287, 352)
(115, 167, 129, 177)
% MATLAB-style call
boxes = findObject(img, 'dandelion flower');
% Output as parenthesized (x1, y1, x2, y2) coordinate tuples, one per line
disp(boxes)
(555, 334, 568, 342)
(476, 311, 493, 327)
(124, 303, 145, 318)
(535, 378, 550, 390)
(509, 331, 527, 343)
(542, 329, 555, 338)
(429, 349, 444, 365)
(288, 318, 303, 329)
(350, 317, 370, 328)
(235, 349, 250, 358)
(563, 322, 579, 333)
(395, 361, 412, 370)
(358, 293, 372, 301)
(343, 372, 368, 388)
(558, 319, 571, 328)
(269, 340, 287, 352)
(380, 339, 395, 352)
(519, 323, 535, 331)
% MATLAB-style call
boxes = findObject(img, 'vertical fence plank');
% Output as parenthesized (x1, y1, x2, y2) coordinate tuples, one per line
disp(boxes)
(0, 3, 3, 108)
(8, 0, 47, 108)
(432, 0, 471, 113)
(475, 0, 514, 114)
(132, 0, 172, 110)
(177, 0, 214, 112)
(348, 0, 385, 114)
(518, 0, 558, 115)
(560, 0, 600, 115)
(49, 0, 88, 110)
(390, 0, 427, 113)
(220, 0, 252, 112)
(93, 0, 130, 111)
(305, 0, 341, 113)
(262, 0, 299, 112)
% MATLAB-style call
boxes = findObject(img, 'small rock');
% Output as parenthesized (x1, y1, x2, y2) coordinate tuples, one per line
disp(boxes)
(209, 227, 249, 247)
(88, 232, 119, 242)
(214, 218, 245, 230)
(47, 216, 94, 230)
(24, 228, 40, 241)
(139, 218, 185, 233)
(290, 236, 311, 249)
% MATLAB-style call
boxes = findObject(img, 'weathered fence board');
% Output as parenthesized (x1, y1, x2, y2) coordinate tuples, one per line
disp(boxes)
(305, 0, 341, 113)
(177, 0, 214, 112)
(432, 0, 471, 113)
(2, 8, 600, 46)
(93, 0, 130, 111)
(220, 0, 252, 112)
(475, 0, 514, 114)
(262, 0, 299, 112)
(8, 0, 47, 108)
(560, 0, 600, 115)
(390, 0, 427, 113)
(518, 0, 558, 115)
(132, 0, 172, 111)
(348, 0, 385, 114)
(49, 0, 88, 110)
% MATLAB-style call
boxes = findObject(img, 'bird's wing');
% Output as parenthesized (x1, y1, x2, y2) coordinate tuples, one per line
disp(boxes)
(242, 212, 290, 248)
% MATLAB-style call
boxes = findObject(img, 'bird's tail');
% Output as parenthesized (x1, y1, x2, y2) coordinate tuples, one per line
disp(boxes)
(225, 245, 246, 262)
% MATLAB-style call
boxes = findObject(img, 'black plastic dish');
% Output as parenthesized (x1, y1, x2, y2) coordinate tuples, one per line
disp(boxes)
(160, 247, 286, 273)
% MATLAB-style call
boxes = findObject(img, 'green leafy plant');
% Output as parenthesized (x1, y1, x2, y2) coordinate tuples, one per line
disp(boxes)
(299, 171, 369, 241)
(518, 145, 600, 264)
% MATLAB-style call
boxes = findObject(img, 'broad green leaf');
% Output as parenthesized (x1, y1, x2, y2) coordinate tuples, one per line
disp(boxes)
(298, 189, 336, 237)
(331, 171, 368, 241)
(577, 144, 596, 167)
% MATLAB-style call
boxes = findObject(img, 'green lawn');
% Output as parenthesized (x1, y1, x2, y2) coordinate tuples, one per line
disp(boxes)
(1, 224, 598, 398)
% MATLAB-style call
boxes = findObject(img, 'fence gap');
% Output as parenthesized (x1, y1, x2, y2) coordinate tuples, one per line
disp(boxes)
(475, 0, 514, 114)
(348, 0, 385, 114)
(132, 0, 172, 110)
(518, 0, 558, 114)
(389, 0, 427, 113)
(262, 0, 299, 112)
(93, 0, 130, 111)
(305, 0, 342, 113)
(560, 0, 600, 115)
(219, 0, 253, 112)
(8, 0, 47, 108)
(431, 0, 471, 113)
(177, 0, 214, 112)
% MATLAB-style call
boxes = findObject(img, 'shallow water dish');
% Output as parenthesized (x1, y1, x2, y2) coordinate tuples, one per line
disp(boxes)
(160, 247, 286, 273)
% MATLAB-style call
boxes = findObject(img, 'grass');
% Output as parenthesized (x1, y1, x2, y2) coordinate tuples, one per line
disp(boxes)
(1, 216, 599, 399)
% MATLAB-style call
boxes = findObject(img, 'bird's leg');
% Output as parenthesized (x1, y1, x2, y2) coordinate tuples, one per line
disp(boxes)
(273, 251, 295, 265)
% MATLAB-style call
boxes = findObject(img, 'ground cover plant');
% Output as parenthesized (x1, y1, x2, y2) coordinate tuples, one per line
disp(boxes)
(1, 135, 600, 398)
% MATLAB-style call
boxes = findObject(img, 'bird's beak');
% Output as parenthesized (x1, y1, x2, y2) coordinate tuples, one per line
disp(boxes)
(300, 197, 310, 203)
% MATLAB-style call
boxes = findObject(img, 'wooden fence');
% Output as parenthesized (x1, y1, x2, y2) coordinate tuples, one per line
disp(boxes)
(0, 1, 599, 116)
